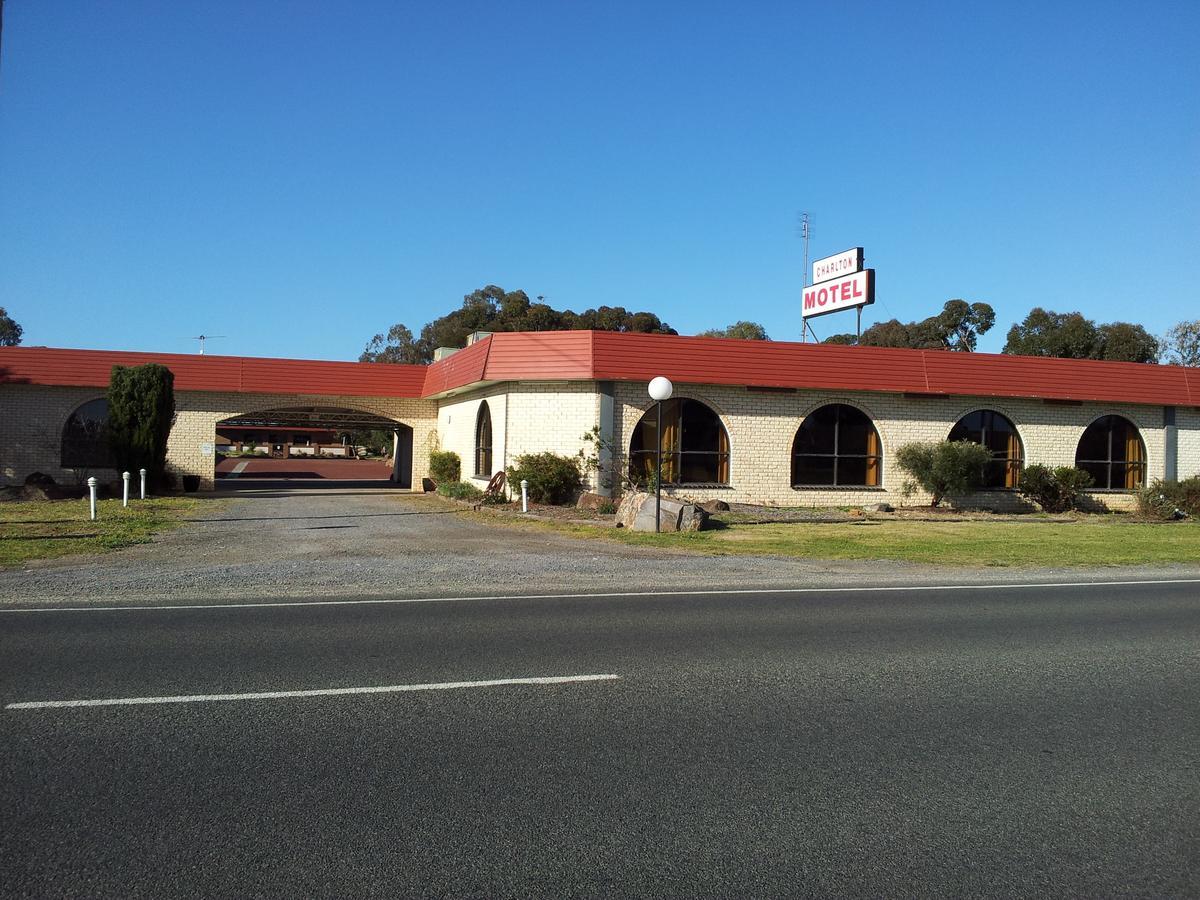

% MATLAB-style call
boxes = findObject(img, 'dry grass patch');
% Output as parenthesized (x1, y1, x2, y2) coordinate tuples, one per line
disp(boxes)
(0, 497, 208, 568)
(487, 513, 1200, 568)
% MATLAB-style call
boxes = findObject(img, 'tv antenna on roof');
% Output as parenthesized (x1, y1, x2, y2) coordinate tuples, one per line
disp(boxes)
(189, 334, 226, 355)
(797, 211, 812, 342)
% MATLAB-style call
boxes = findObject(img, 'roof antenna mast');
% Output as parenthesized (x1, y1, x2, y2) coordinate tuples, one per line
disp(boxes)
(189, 334, 227, 355)
(799, 212, 811, 343)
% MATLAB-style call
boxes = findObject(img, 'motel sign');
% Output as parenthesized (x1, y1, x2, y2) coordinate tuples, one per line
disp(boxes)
(803, 247, 875, 321)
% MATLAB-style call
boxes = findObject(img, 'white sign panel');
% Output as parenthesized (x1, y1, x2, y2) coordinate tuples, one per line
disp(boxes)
(199, 442, 214, 457)
(802, 269, 875, 320)
(811, 247, 864, 286)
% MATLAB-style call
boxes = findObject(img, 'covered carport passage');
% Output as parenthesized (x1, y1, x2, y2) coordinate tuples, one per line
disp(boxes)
(216, 407, 414, 489)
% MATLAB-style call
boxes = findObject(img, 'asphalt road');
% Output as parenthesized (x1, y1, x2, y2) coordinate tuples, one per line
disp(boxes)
(2, 581, 1198, 898)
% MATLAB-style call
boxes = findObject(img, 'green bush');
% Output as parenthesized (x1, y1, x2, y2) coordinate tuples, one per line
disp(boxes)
(1136, 476, 1200, 520)
(507, 452, 582, 505)
(106, 363, 175, 490)
(895, 440, 993, 507)
(436, 480, 483, 501)
(428, 450, 461, 484)
(1018, 464, 1094, 513)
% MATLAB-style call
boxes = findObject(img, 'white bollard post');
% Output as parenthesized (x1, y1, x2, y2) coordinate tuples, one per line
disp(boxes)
(139, 468, 147, 500)
(87, 477, 98, 521)
(521, 479, 529, 513)
(122, 471, 131, 508)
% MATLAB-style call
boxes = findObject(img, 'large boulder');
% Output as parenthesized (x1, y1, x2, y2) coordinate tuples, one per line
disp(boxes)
(21, 472, 71, 501)
(698, 499, 730, 513)
(576, 491, 611, 511)
(615, 491, 647, 529)
(617, 491, 710, 532)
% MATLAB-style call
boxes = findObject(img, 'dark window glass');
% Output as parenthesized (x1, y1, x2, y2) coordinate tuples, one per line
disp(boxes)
(474, 402, 493, 477)
(791, 404, 882, 487)
(629, 398, 729, 485)
(61, 398, 113, 468)
(792, 456, 836, 486)
(1076, 424, 1109, 461)
(1075, 416, 1145, 490)
(948, 409, 1024, 489)
(793, 405, 837, 454)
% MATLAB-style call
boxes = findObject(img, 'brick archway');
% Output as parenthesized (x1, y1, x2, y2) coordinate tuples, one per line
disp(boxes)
(165, 390, 437, 490)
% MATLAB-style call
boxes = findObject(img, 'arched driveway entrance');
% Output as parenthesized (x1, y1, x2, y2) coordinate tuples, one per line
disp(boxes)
(215, 407, 414, 489)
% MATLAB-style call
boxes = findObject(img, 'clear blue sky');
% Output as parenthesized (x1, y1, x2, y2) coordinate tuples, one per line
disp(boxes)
(1, 1, 1196, 360)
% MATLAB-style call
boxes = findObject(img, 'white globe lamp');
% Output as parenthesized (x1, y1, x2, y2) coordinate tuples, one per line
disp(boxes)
(647, 376, 674, 532)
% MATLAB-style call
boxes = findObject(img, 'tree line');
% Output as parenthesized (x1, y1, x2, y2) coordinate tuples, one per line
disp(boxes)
(2, 293, 1195, 368)
(818, 302, 1198, 366)
(360, 285, 675, 365)
(362, 287, 1200, 367)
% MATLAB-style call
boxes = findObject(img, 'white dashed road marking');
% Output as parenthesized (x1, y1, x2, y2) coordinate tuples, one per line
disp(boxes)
(5, 674, 621, 710)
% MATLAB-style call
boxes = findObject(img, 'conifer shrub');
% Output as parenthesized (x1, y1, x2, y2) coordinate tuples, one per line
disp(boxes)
(106, 364, 175, 490)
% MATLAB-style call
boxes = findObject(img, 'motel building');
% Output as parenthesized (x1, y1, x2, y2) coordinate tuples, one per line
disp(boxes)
(1, 330, 1198, 510)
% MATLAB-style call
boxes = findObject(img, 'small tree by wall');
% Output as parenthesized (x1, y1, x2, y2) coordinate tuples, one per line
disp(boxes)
(106, 364, 175, 489)
(428, 450, 461, 484)
(895, 440, 993, 507)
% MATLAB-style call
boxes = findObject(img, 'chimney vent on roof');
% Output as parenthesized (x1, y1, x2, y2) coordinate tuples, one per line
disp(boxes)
(433, 347, 459, 362)
(465, 331, 493, 347)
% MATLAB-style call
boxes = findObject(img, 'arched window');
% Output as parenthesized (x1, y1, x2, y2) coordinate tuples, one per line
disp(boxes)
(629, 398, 730, 485)
(61, 398, 113, 468)
(948, 410, 1024, 488)
(1076, 415, 1146, 489)
(474, 401, 493, 477)
(792, 404, 881, 487)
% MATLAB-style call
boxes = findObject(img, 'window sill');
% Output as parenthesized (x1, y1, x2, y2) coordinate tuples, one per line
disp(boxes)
(791, 485, 885, 492)
(1084, 488, 1140, 494)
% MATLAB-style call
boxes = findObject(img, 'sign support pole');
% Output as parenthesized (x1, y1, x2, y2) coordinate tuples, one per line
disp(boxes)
(856, 306, 862, 341)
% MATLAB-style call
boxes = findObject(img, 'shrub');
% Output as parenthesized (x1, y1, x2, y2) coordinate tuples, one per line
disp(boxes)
(1018, 464, 1094, 513)
(1136, 476, 1200, 520)
(895, 440, 993, 507)
(507, 452, 582, 505)
(436, 480, 483, 501)
(428, 450, 461, 484)
(106, 363, 175, 490)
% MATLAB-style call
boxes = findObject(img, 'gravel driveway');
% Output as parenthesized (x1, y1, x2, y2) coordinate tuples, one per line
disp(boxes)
(2, 487, 1197, 605)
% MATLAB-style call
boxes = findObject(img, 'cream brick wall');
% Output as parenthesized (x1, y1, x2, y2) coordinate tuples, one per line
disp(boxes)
(4, 379, 1195, 508)
(504, 383, 603, 491)
(1179, 408, 1200, 479)
(0, 385, 107, 487)
(437, 386, 509, 486)
(611, 381, 1191, 511)
(0, 384, 438, 491)
(436, 382, 602, 492)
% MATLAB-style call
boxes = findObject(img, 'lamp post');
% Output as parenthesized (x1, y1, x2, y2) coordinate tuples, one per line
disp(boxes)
(647, 376, 673, 533)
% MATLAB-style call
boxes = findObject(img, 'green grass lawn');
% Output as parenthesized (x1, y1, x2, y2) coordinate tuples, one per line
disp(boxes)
(0, 497, 205, 568)
(504, 516, 1200, 567)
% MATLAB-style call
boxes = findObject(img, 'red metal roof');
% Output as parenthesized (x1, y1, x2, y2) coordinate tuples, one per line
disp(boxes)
(0, 347, 428, 398)
(419, 337, 491, 397)
(3, 334, 1197, 407)
(424, 330, 1199, 406)
(585, 331, 1200, 405)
